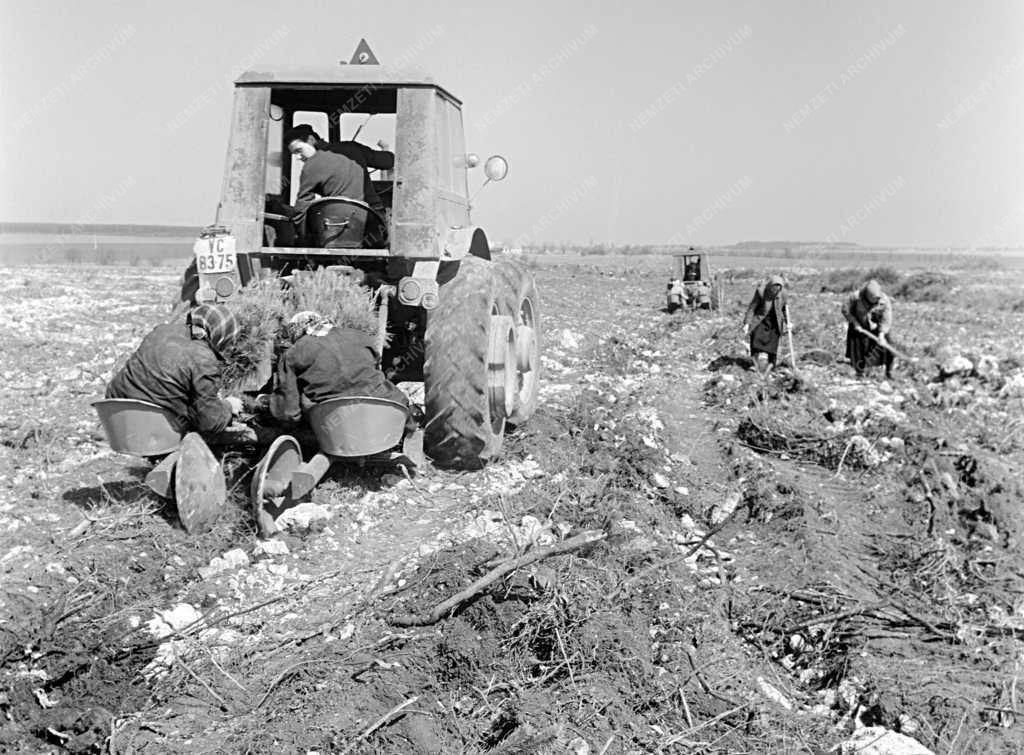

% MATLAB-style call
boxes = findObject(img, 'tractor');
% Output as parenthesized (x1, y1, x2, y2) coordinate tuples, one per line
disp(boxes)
(172, 41, 541, 472)
(665, 249, 722, 313)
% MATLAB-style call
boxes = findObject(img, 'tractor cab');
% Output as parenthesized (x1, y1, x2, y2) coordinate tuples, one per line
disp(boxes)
(666, 249, 721, 312)
(259, 69, 450, 254)
(186, 40, 509, 310)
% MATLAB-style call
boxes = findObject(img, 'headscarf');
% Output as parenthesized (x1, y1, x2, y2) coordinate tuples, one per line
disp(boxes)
(765, 274, 785, 299)
(288, 310, 334, 339)
(861, 279, 882, 304)
(188, 304, 241, 357)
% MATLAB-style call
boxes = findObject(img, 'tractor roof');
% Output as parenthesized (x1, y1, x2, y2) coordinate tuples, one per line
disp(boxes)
(235, 65, 461, 104)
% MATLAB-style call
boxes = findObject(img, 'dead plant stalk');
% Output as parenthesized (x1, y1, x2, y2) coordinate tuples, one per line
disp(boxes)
(339, 696, 419, 755)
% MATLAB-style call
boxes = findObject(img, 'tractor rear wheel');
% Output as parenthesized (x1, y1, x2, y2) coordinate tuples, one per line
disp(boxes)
(493, 257, 541, 426)
(423, 255, 515, 469)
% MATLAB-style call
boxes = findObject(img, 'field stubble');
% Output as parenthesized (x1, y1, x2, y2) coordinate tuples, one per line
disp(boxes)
(0, 261, 1023, 753)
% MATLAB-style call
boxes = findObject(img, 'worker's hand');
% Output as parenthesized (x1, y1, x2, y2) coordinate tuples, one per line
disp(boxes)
(742, 323, 749, 335)
(877, 332, 888, 344)
(377, 139, 391, 151)
(242, 394, 270, 413)
(225, 396, 244, 415)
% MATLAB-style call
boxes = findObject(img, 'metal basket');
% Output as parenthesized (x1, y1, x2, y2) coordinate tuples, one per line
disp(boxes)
(306, 396, 408, 457)
(92, 399, 183, 456)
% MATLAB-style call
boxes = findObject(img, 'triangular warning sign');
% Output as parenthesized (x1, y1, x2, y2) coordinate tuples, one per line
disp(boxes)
(349, 39, 379, 65)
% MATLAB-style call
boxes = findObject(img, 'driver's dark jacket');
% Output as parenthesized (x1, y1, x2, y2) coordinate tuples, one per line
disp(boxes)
(269, 327, 408, 423)
(105, 324, 233, 434)
(294, 150, 365, 214)
(319, 140, 394, 210)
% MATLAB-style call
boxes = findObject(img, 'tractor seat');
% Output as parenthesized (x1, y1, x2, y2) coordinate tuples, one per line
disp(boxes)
(92, 398, 183, 456)
(306, 197, 368, 248)
(305, 396, 409, 457)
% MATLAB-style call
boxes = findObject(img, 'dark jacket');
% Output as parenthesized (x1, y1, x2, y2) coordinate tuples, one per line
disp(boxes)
(105, 324, 233, 434)
(842, 290, 892, 335)
(294, 150, 365, 214)
(743, 285, 788, 333)
(269, 327, 408, 423)
(321, 140, 393, 210)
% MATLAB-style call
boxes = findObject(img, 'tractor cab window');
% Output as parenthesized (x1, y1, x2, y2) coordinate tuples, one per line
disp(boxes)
(266, 105, 285, 196)
(436, 95, 468, 198)
(683, 256, 701, 281)
(336, 111, 397, 209)
(286, 111, 329, 204)
(263, 87, 400, 250)
(338, 112, 396, 154)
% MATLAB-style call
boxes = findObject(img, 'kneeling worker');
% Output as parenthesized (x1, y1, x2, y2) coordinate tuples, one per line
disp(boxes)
(105, 304, 244, 434)
(268, 311, 413, 429)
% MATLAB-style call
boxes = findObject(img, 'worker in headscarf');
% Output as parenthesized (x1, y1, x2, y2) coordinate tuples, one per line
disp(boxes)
(666, 276, 685, 313)
(268, 311, 411, 425)
(742, 274, 789, 368)
(105, 304, 244, 434)
(842, 278, 895, 379)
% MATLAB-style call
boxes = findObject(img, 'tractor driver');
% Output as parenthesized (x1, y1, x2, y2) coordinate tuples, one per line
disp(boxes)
(285, 126, 365, 214)
(287, 124, 393, 213)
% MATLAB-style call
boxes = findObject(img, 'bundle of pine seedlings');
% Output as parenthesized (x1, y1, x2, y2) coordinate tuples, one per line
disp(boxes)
(217, 269, 385, 391)
(219, 279, 290, 392)
(286, 268, 381, 339)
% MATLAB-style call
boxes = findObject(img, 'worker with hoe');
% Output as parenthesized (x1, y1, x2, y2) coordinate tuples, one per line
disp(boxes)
(265, 311, 416, 432)
(105, 304, 245, 434)
(842, 278, 895, 379)
(742, 274, 790, 370)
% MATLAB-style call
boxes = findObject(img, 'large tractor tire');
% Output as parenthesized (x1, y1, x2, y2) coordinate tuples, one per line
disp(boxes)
(493, 257, 541, 426)
(423, 255, 516, 469)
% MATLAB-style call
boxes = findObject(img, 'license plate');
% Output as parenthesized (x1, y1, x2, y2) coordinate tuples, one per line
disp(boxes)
(193, 235, 237, 274)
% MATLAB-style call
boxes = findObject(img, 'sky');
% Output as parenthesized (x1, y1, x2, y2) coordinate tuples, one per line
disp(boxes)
(1, 0, 1022, 248)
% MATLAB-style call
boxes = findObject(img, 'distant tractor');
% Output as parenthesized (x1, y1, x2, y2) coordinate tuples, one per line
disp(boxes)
(174, 41, 541, 471)
(666, 250, 722, 312)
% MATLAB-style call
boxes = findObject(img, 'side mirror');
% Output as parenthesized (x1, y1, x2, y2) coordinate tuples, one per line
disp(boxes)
(484, 155, 509, 182)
